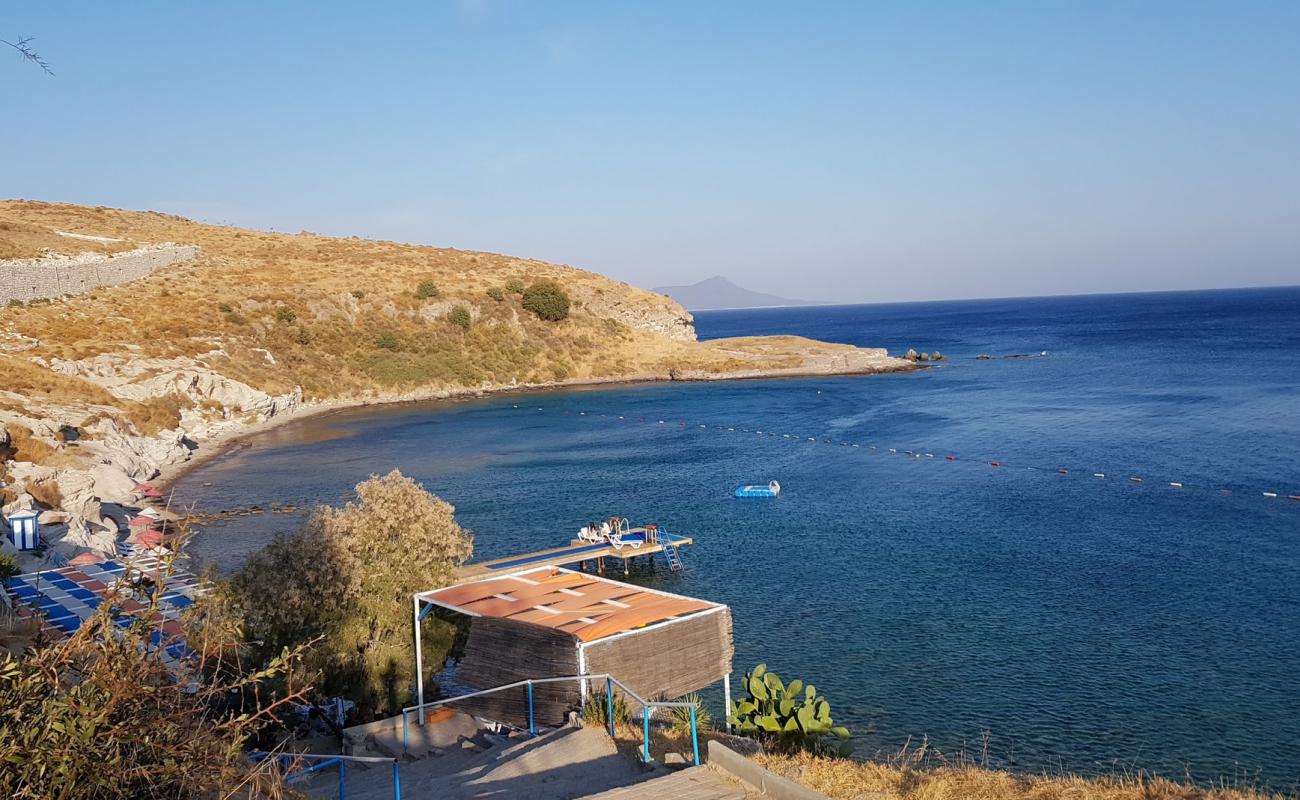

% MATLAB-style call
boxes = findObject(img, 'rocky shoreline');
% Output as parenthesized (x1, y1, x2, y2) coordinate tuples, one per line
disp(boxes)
(2, 350, 917, 569)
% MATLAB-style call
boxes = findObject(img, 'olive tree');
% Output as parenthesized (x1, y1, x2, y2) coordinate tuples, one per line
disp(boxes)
(234, 470, 474, 717)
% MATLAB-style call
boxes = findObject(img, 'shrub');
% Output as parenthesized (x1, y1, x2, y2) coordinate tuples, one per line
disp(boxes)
(275, 305, 297, 323)
(6, 299, 23, 308)
(351, 290, 365, 299)
(0, 562, 312, 798)
(447, 305, 472, 332)
(521, 281, 570, 321)
(0, 553, 18, 581)
(504, 278, 525, 294)
(727, 664, 852, 756)
(486, 286, 505, 302)
(581, 690, 635, 729)
(232, 470, 474, 717)
(375, 330, 400, 351)
(293, 326, 313, 345)
(415, 280, 440, 299)
(217, 302, 233, 313)
(668, 692, 711, 736)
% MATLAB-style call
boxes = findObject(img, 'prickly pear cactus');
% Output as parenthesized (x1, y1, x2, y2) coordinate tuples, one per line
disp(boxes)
(727, 663, 853, 756)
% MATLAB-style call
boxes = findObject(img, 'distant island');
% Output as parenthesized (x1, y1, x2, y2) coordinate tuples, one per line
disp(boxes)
(653, 275, 823, 310)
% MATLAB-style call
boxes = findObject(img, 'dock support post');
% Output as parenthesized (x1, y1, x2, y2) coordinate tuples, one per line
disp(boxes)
(723, 673, 732, 732)
(413, 596, 425, 725)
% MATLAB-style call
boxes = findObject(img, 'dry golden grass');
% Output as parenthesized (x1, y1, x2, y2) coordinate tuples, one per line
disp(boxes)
(753, 752, 1294, 800)
(0, 200, 903, 466)
(0, 217, 133, 259)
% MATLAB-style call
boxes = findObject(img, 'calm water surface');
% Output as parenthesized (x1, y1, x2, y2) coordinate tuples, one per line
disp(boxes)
(176, 288, 1300, 788)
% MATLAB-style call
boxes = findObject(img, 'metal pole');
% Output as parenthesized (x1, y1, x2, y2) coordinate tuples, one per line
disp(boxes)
(527, 681, 535, 736)
(339, 759, 346, 800)
(690, 706, 700, 766)
(605, 677, 615, 738)
(723, 673, 732, 732)
(402, 710, 409, 753)
(642, 705, 651, 762)
(413, 596, 425, 725)
(392, 760, 401, 800)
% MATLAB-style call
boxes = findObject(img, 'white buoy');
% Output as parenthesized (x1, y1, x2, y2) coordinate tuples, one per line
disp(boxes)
(1094, 473, 1105, 478)
(1170, 482, 1183, 488)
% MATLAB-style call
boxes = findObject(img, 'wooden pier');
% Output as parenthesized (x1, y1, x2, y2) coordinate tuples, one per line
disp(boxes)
(455, 527, 694, 582)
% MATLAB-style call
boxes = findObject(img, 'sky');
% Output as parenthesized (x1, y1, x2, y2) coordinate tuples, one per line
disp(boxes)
(4, 1, 1298, 303)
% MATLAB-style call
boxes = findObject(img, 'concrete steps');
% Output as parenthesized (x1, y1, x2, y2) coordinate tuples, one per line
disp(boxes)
(299, 725, 660, 800)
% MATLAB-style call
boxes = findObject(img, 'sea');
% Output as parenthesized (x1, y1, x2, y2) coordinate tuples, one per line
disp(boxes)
(175, 287, 1300, 789)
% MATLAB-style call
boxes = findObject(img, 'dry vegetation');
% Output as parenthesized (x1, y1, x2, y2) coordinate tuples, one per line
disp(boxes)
(0, 201, 885, 430)
(753, 751, 1295, 800)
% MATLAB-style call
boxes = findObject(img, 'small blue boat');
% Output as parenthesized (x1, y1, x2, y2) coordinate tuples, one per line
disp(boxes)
(734, 480, 781, 498)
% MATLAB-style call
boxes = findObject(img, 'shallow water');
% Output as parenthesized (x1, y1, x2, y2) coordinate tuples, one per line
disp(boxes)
(175, 287, 1300, 788)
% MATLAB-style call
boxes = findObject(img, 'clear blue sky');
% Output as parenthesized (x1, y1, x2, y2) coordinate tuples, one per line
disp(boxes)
(5, 1, 1298, 302)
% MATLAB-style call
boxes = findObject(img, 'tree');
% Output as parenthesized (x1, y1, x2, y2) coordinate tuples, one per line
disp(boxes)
(447, 304, 472, 331)
(233, 470, 474, 717)
(521, 281, 571, 321)
(0, 566, 311, 798)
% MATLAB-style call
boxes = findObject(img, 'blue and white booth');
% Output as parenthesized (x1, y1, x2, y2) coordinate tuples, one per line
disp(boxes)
(8, 510, 40, 551)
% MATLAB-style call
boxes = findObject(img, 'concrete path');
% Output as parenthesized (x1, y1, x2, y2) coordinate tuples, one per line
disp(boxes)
(579, 765, 755, 799)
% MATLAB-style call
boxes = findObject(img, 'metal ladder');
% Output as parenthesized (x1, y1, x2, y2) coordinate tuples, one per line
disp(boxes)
(664, 542, 684, 572)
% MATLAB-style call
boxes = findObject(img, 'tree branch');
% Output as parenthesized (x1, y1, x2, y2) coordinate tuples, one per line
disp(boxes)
(3, 35, 54, 75)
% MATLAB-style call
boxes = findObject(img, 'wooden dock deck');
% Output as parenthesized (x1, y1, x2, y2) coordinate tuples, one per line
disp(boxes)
(455, 528, 694, 582)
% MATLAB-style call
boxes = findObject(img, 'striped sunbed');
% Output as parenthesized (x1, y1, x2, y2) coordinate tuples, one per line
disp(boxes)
(3, 557, 203, 667)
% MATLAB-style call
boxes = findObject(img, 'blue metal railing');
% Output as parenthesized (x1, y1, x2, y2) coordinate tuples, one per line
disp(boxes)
(250, 751, 401, 800)
(400, 672, 701, 766)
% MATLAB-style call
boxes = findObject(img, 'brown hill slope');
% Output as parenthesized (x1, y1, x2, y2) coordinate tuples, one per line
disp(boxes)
(0, 200, 907, 550)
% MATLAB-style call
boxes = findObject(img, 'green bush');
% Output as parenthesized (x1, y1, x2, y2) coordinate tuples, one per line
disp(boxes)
(275, 305, 297, 323)
(581, 690, 635, 729)
(447, 305, 472, 331)
(7, 299, 24, 308)
(504, 278, 525, 294)
(351, 289, 365, 299)
(294, 326, 313, 345)
(0, 552, 18, 581)
(727, 664, 852, 756)
(375, 330, 400, 351)
(233, 471, 474, 717)
(486, 286, 505, 302)
(521, 281, 570, 321)
(415, 280, 440, 299)
(668, 692, 711, 736)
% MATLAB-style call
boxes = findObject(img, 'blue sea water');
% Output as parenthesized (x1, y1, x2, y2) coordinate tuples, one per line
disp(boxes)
(177, 287, 1300, 788)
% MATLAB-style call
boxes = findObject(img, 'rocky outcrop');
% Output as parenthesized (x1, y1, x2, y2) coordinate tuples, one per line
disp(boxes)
(1, 350, 302, 559)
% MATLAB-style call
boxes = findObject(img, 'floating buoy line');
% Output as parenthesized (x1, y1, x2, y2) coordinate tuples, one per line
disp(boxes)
(507, 404, 1299, 508)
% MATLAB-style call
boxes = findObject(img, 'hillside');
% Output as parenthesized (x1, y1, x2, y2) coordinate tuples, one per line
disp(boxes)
(653, 275, 821, 310)
(0, 200, 909, 555)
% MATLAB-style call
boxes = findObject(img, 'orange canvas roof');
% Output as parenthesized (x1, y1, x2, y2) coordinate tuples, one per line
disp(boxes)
(420, 567, 722, 642)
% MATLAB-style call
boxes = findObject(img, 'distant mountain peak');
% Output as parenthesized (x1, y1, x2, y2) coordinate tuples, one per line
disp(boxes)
(652, 276, 820, 310)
